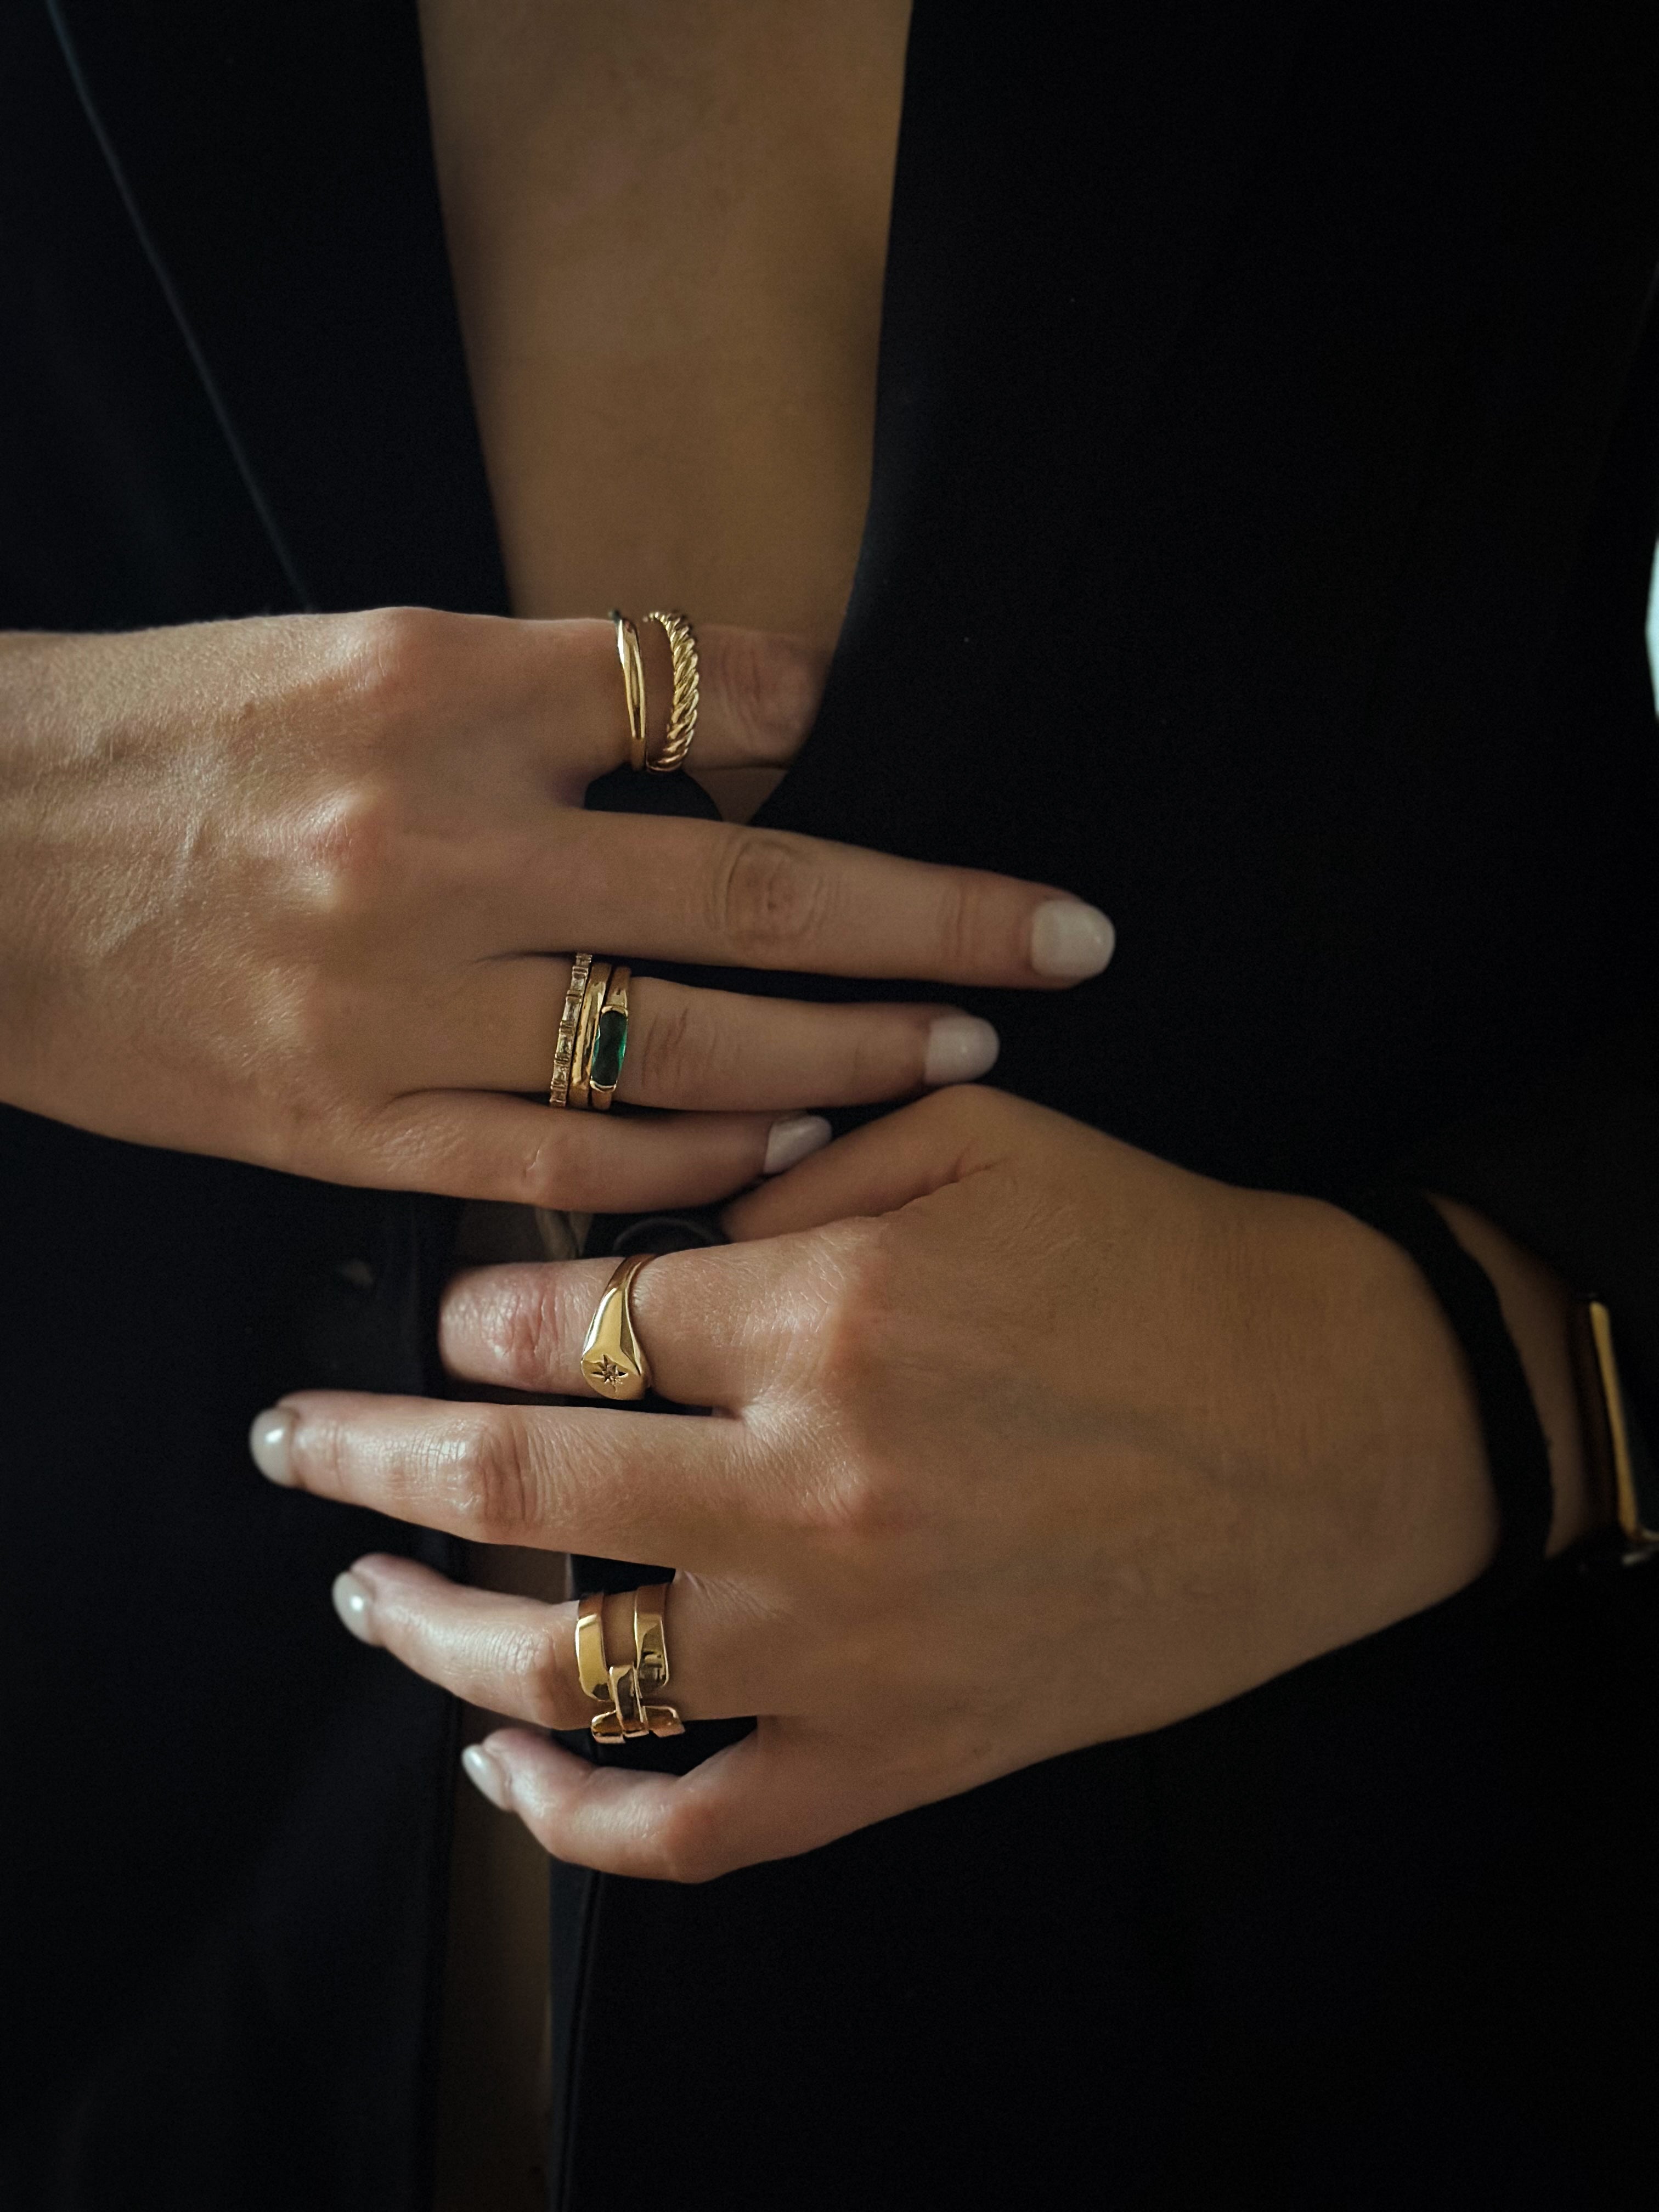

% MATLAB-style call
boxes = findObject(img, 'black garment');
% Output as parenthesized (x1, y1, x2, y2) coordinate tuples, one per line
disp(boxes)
(3, 3, 1657, 2207)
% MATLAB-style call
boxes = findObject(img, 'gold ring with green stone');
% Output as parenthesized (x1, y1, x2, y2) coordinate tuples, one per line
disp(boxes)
(585, 965, 630, 1110)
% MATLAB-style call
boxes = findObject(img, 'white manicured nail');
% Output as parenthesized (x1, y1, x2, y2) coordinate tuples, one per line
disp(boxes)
(1030, 900, 1115, 979)
(461, 1743, 511, 1812)
(249, 1407, 296, 1485)
(331, 1571, 377, 1645)
(923, 1014, 1000, 1086)
(764, 1113, 832, 1175)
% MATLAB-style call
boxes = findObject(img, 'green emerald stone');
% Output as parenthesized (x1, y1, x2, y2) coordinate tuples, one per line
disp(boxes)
(590, 1006, 628, 1091)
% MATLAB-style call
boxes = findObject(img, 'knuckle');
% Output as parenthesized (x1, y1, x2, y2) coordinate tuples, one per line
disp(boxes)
(719, 630, 822, 758)
(634, 992, 714, 1102)
(294, 1409, 352, 1492)
(821, 1217, 899, 1353)
(709, 834, 833, 959)
(932, 876, 987, 974)
(330, 603, 456, 718)
(817, 1444, 907, 1546)
(517, 1121, 587, 1210)
(799, 1228, 915, 1544)
(294, 782, 401, 916)
(477, 1271, 565, 1390)
(441, 1408, 535, 1534)
(653, 1798, 729, 1885)
(847, 1014, 917, 1096)
(505, 1620, 575, 1729)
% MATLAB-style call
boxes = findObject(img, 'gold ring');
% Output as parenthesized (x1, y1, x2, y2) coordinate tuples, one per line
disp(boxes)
(574, 1584, 684, 1741)
(566, 960, 613, 1111)
(580, 1250, 655, 1400)
(548, 952, 592, 1108)
(585, 966, 630, 1110)
(609, 611, 648, 772)
(641, 610, 699, 772)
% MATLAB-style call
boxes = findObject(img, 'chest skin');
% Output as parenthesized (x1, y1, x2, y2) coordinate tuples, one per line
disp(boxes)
(415, 0, 910, 652)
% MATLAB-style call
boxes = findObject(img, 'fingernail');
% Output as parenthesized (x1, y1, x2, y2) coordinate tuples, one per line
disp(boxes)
(923, 1013, 1000, 1086)
(249, 1407, 296, 1486)
(461, 1743, 512, 1812)
(764, 1112, 832, 1175)
(1030, 900, 1116, 979)
(331, 1571, 377, 1645)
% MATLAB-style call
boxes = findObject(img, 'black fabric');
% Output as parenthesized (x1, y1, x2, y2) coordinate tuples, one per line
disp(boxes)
(2, 0, 1658, 2207)
(1344, 1187, 1556, 1600)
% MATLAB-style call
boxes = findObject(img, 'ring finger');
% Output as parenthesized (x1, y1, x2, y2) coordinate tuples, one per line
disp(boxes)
(441, 960, 1001, 1109)
(333, 1554, 763, 1728)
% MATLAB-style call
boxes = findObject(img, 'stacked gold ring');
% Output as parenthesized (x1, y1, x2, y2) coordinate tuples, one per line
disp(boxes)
(548, 958, 631, 1111)
(608, 607, 699, 774)
(547, 951, 592, 1109)
(609, 612, 648, 771)
(575, 1583, 684, 1742)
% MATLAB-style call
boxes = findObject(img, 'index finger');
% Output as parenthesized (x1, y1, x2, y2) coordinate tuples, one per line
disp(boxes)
(552, 810, 1116, 989)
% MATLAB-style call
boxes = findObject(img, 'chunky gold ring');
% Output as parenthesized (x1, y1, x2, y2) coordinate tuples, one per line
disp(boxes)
(573, 1584, 684, 1741)
(580, 1250, 655, 1400)
(574, 1590, 611, 1703)
(608, 611, 648, 772)
(585, 966, 630, 1110)
(641, 610, 699, 773)
(548, 952, 593, 1108)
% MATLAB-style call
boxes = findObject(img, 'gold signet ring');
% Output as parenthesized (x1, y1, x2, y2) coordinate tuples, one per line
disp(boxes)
(579, 1252, 655, 1401)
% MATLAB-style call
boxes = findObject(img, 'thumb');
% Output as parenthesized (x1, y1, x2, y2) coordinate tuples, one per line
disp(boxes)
(722, 1084, 1009, 1240)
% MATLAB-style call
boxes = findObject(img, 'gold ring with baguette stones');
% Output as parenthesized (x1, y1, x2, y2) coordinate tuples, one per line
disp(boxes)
(548, 952, 593, 1109)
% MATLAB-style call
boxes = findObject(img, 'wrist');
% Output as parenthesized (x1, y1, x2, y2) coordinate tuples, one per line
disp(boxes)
(1289, 1195, 1503, 1621)
(1425, 1195, 1595, 1557)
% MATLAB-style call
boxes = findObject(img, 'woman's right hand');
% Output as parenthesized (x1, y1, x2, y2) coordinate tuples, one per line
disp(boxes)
(0, 609, 1114, 1207)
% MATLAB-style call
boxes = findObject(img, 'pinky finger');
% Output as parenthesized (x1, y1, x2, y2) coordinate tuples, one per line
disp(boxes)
(358, 1091, 831, 1210)
(467, 1722, 884, 1882)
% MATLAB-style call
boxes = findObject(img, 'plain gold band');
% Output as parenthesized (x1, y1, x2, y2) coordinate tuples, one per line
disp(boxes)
(609, 610, 648, 772)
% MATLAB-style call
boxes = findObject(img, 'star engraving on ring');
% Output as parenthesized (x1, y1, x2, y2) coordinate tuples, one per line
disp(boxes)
(590, 1353, 630, 1389)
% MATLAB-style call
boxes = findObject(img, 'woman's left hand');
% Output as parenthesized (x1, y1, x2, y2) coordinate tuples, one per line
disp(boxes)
(251, 1086, 1505, 1881)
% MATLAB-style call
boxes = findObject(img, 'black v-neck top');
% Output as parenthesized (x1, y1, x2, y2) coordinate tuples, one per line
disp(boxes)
(4, 3, 1658, 2205)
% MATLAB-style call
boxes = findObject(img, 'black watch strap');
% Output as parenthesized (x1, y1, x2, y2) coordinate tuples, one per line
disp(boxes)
(1345, 1185, 1554, 1603)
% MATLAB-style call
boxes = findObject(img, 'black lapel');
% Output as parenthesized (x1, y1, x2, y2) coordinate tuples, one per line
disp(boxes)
(46, 0, 507, 615)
